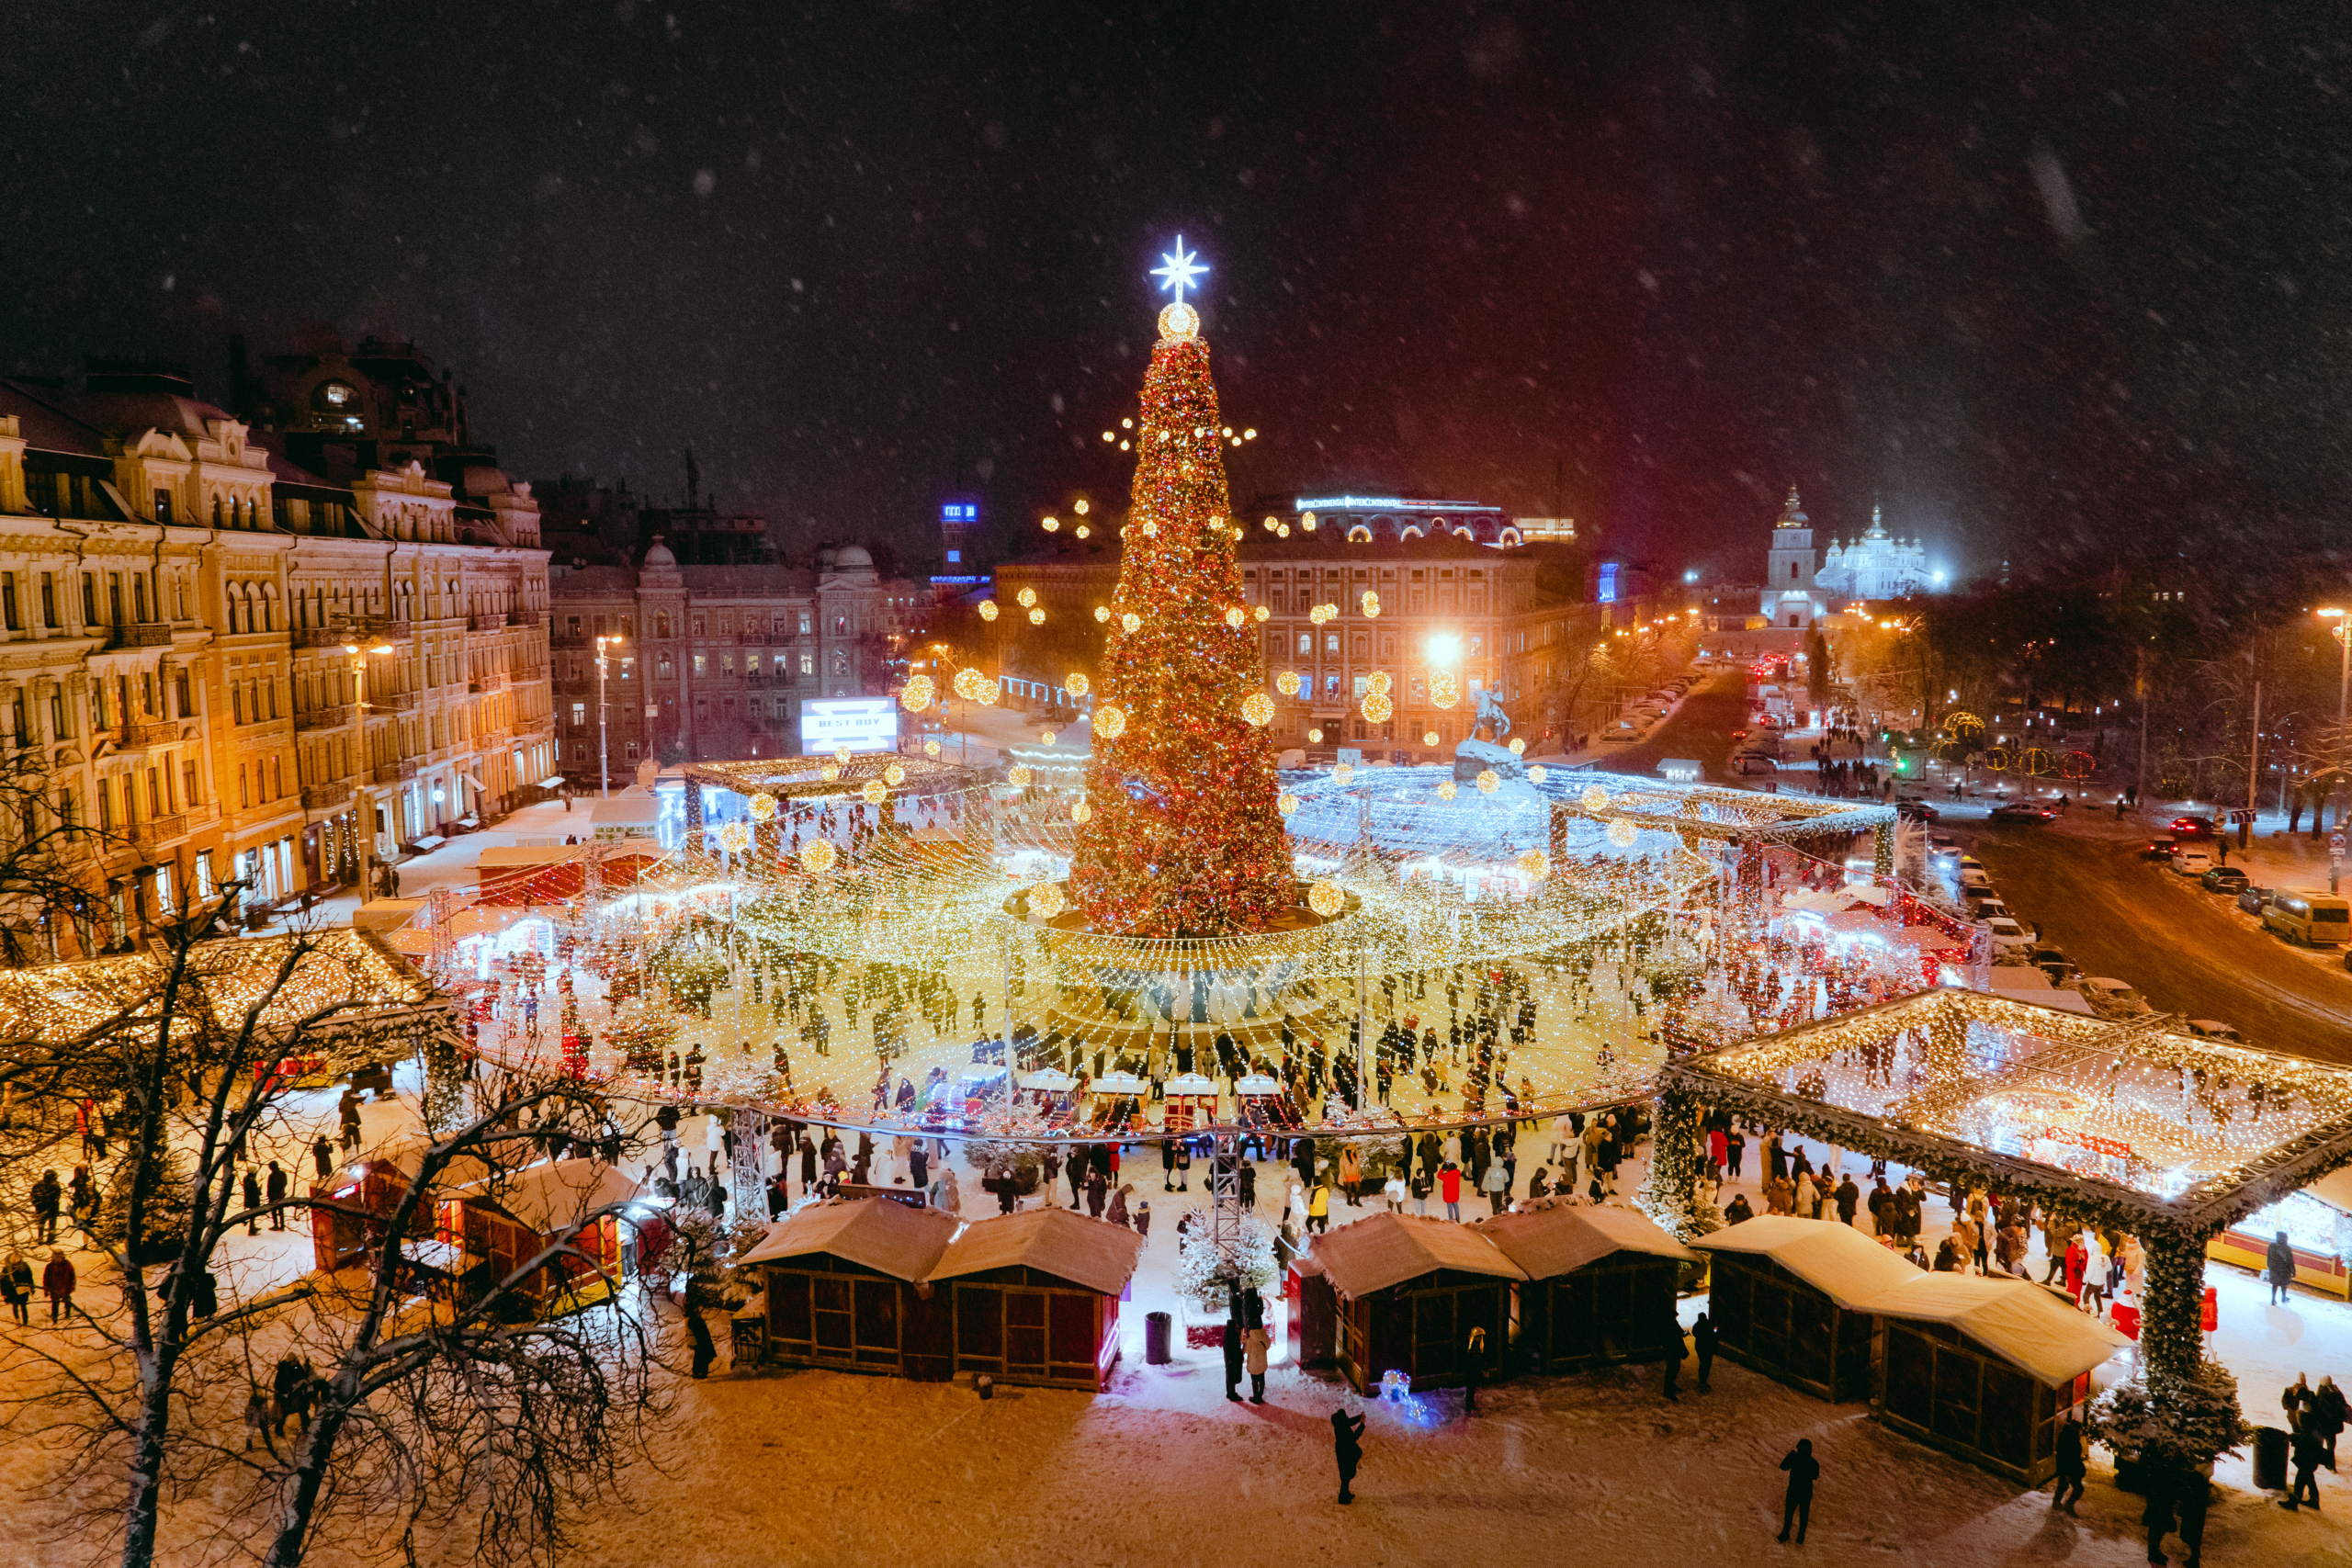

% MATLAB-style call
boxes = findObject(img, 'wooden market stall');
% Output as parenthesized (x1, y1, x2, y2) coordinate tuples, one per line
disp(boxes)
(1234, 1073, 1300, 1133)
(1690, 1215, 1920, 1403)
(1857, 1273, 2130, 1484)
(433, 1157, 640, 1315)
(924, 1205, 1144, 1391)
(1085, 1070, 1149, 1134)
(1308, 1212, 1527, 1394)
(1474, 1201, 1699, 1373)
(1161, 1072, 1221, 1132)
(2209, 1166, 2352, 1300)
(1017, 1067, 1080, 1128)
(740, 1198, 960, 1379)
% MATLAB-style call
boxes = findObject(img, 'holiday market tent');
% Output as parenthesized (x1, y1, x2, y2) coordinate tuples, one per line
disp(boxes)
(924, 1205, 1144, 1391)
(2209, 1165, 2352, 1299)
(1690, 1216, 1921, 1402)
(1857, 1273, 2131, 1484)
(742, 1198, 961, 1379)
(434, 1158, 640, 1314)
(1308, 1213, 1527, 1394)
(1474, 1202, 1699, 1373)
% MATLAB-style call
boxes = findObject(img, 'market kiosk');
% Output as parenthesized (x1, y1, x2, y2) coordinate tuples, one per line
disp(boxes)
(1690, 1215, 1919, 1403)
(1161, 1071, 1221, 1131)
(2209, 1166, 2352, 1299)
(741, 1198, 959, 1379)
(925, 1206, 1143, 1391)
(1309, 1212, 1526, 1394)
(1474, 1202, 1698, 1373)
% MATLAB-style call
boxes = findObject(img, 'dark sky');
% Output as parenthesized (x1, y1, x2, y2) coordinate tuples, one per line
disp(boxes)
(6, 4, 2349, 580)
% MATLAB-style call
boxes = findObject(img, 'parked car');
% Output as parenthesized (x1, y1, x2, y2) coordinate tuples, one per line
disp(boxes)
(2168, 848, 2213, 877)
(1896, 799, 1940, 823)
(2078, 976, 2153, 1017)
(2169, 815, 2218, 838)
(1984, 915, 2033, 952)
(1988, 802, 2056, 824)
(2139, 837, 2179, 861)
(2236, 885, 2275, 916)
(2186, 1020, 2245, 1042)
(2199, 866, 2249, 895)
(1969, 896, 2014, 921)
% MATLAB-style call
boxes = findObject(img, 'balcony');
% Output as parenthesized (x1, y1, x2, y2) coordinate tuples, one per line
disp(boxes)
(301, 781, 355, 813)
(469, 671, 507, 694)
(507, 610, 542, 628)
(106, 623, 174, 649)
(118, 721, 180, 750)
(144, 812, 189, 845)
(296, 704, 356, 733)
(470, 613, 504, 633)
(375, 692, 418, 714)
(372, 760, 417, 785)
(549, 629, 588, 649)
(292, 626, 353, 649)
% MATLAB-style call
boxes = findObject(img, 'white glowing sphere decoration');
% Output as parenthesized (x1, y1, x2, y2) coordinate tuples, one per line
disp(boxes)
(1094, 705, 1126, 740)
(1307, 880, 1345, 919)
(747, 792, 779, 822)
(1582, 784, 1611, 812)
(800, 839, 837, 874)
(899, 675, 934, 712)
(1476, 769, 1500, 795)
(1241, 692, 1275, 727)
(1028, 882, 1067, 920)
(1607, 817, 1638, 849)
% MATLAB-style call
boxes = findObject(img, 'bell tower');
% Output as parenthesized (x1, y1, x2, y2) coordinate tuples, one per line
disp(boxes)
(1768, 487, 1815, 592)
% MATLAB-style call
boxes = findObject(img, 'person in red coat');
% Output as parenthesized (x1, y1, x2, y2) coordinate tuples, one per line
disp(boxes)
(2064, 1235, 2088, 1304)
(1438, 1160, 1464, 1221)
(40, 1250, 74, 1324)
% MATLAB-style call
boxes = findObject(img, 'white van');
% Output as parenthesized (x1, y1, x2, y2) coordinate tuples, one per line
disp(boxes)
(2265, 890, 2352, 947)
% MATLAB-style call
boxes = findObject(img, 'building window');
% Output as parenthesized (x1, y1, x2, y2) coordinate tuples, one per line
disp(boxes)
(946, 549, 961, 563)
(571, 702, 586, 728)
(693, 654, 707, 676)
(797, 611, 812, 635)
(40, 574, 55, 628)
(153, 491, 172, 523)
(799, 650, 814, 675)
(830, 649, 849, 677)
(625, 741, 639, 761)
(833, 615, 849, 636)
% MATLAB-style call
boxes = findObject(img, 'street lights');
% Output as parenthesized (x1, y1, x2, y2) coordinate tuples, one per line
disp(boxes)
(2321, 608, 2349, 825)
(594, 634, 629, 798)
(345, 640, 394, 901)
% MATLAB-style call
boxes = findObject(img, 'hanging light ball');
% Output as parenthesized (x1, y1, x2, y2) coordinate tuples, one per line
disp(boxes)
(1159, 301, 1200, 339)
(1094, 604, 1111, 623)
(1424, 729, 1441, 746)
(1307, 880, 1345, 919)
(1141, 521, 1160, 537)
(1276, 524, 1291, 537)
(1071, 800, 1092, 823)
(1437, 780, 1458, 800)
(1009, 765, 1035, 787)
(716, 820, 752, 852)
(1429, 671, 1460, 708)
(1277, 793, 1300, 817)
(883, 763, 905, 786)
(1040, 729, 1056, 744)
(1028, 882, 1066, 920)
(1094, 705, 1126, 740)
(1606, 818, 1639, 849)
(1476, 769, 1500, 794)
(820, 762, 841, 782)
(1241, 692, 1275, 727)
(1361, 692, 1393, 723)
(1527, 765, 1547, 784)
(746, 792, 779, 822)
(1064, 671, 1091, 698)
(835, 746, 853, 764)
(1016, 587, 1037, 608)
(1074, 498, 1091, 515)
(1508, 737, 1527, 755)
(1308, 728, 1324, 743)
(1333, 763, 1354, 785)
(1361, 590, 1381, 617)
(1042, 516, 1059, 532)
(1365, 671, 1392, 696)
(1028, 607, 1046, 625)
(1253, 604, 1270, 622)
(977, 683, 999, 706)
(924, 739, 942, 758)
(1277, 671, 1302, 696)
(1121, 612, 1142, 634)
(1075, 525, 1091, 539)
(1582, 784, 1612, 812)
(1516, 850, 1549, 879)
(1224, 606, 1246, 629)
(899, 675, 935, 712)
(979, 600, 1000, 622)
(1263, 516, 1279, 531)
(1300, 512, 1317, 531)
(800, 839, 837, 874)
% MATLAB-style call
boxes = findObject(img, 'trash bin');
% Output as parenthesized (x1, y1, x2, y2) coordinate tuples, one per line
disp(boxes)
(2254, 1425, 2290, 1491)
(1146, 1310, 1173, 1365)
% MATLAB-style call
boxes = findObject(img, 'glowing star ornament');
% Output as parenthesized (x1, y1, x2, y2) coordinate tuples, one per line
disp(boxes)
(1153, 236, 1207, 301)
(1241, 693, 1275, 727)
(1476, 769, 1500, 794)
(746, 792, 779, 822)
(1277, 793, 1300, 816)
(1027, 882, 1066, 920)
(1361, 693, 1393, 723)
(799, 839, 838, 874)
(1307, 880, 1345, 918)
(1607, 818, 1638, 848)
(1332, 763, 1354, 785)
(1093, 705, 1126, 740)
(1278, 671, 1302, 696)
(899, 675, 934, 712)
(1065, 671, 1091, 698)
(979, 600, 1000, 622)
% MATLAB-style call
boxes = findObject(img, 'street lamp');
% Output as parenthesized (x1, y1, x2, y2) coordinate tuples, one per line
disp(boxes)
(2321, 609, 2349, 822)
(595, 634, 629, 798)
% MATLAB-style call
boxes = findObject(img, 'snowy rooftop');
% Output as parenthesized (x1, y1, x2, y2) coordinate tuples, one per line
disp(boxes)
(738, 1196, 958, 1280)
(1471, 1201, 1699, 1280)
(1690, 1214, 1923, 1309)
(1666, 987, 2352, 1233)
(1858, 1271, 2132, 1386)
(1310, 1211, 1526, 1297)
(925, 1205, 1143, 1297)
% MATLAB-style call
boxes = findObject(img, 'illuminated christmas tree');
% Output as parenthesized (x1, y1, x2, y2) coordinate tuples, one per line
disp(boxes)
(1067, 290, 1293, 937)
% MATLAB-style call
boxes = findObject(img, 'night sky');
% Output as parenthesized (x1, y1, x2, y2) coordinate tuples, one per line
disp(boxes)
(6, 4, 2349, 579)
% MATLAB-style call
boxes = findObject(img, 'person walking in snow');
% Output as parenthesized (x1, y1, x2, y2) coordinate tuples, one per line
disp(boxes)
(1331, 1406, 1365, 1504)
(40, 1249, 74, 1324)
(1243, 1320, 1270, 1404)
(2051, 1414, 2086, 1513)
(2267, 1230, 2299, 1304)
(1777, 1438, 1819, 1544)
(1692, 1310, 1717, 1392)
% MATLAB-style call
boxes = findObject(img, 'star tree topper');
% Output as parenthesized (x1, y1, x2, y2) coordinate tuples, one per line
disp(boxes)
(1152, 236, 1206, 303)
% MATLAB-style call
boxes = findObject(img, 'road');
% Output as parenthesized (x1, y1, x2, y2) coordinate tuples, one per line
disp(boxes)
(1596, 672, 1752, 784)
(1963, 819, 2352, 1065)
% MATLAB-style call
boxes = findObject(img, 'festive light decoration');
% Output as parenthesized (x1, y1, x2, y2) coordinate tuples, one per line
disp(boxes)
(1516, 850, 1549, 878)
(1076, 525, 1091, 539)
(1241, 692, 1275, 727)
(1071, 800, 1092, 823)
(1582, 784, 1611, 812)
(1142, 521, 1160, 537)
(1509, 738, 1526, 756)
(1437, 780, 1458, 800)
(1009, 765, 1035, 786)
(715, 821, 752, 852)
(953, 667, 986, 701)
(1094, 605, 1111, 623)
(1606, 818, 1638, 848)
(1277, 671, 1302, 696)
(1527, 765, 1547, 784)
(1366, 671, 1392, 696)
(899, 676, 934, 712)
(924, 739, 942, 757)
(799, 839, 837, 874)
(1307, 879, 1345, 918)
(1300, 511, 1317, 530)
(979, 600, 1000, 622)
(1277, 524, 1291, 537)
(747, 792, 779, 822)
(1361, 590, 1381, 617)
(1476, 768, 1500, 794)
(1027, 882, 1067, 920)
(1424, 729, 1441, 746)
(1308, 728, 1324, 743)
(1016, 587, 1038, 609)
(1043, 516, 1059, 532)
(1075, 498, 1091, 514)
(1332, 763, 1354, 785)
(1065, 672, 1091, 698)
(1121, 612, 1142, 634)
(1225, 606, 1246, 629)
(1094, 705, 1126, 739)
(1308, 604, 1334, 626)
(1040, 730, 1056, 744)
(884, 763, 905, 786)
(862, 780, 888, 805)
(835, 747, 853, 764)
(1028, 608, 1046, 625)
(1361, 692, 1393, 723)
(820, 763, 841, 782)
(1430, 671, 1460, 708)
(1277, 793, 1300, 816)
(1252, 604, 1270, 622)
(977, 683, 999, 706)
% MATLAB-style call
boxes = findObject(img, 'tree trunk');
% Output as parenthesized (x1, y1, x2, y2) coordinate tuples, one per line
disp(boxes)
(119, 1349, 177, 1568)
(260, 1396, 355, 1568)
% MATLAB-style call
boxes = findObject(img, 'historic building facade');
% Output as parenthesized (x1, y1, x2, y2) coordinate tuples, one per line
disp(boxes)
(548, 541, 931, 775)
(0, 363, 552, 953)
(1815, 504, 1934, 602)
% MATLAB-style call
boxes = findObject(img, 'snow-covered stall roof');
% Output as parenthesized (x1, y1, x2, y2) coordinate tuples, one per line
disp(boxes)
(1310, 1212, 1527, 1298)
(452, 1158, 640, 1235)
(924, 1205, 1143, 1297)
(1859, 1273, 2131, 1385)
(1690, 1215, 1921, 1309)
(738, 1197, 957, 1280)
(1473, 1201, 1699, 1280)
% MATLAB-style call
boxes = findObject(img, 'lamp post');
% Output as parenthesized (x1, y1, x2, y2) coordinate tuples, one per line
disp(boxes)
(2321, 608, 2349, 829)
(595, 634, 628, 798)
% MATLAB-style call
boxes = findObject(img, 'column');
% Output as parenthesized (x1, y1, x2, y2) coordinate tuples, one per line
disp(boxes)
(2139, 1228, 2209, 1386)
(1873, 819, 1894, 878)
(1635, 1087, 1713, 1240)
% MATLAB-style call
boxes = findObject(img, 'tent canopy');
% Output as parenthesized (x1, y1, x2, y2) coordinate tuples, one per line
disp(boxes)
(1860, 1272, 2131, 1385)
(1473, 1201, 1699, 1280)
(739, 1197, 957, 1280)
(1691, 1215, 1922, 1309)
(1311, 1212, 1527, 1298)
(924, 1205, 1143, 1297)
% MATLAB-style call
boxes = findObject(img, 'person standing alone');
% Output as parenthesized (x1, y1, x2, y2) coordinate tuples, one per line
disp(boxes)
(1331, 1406, 1366, 1505)
(1778, 1438, 1819, 1544)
